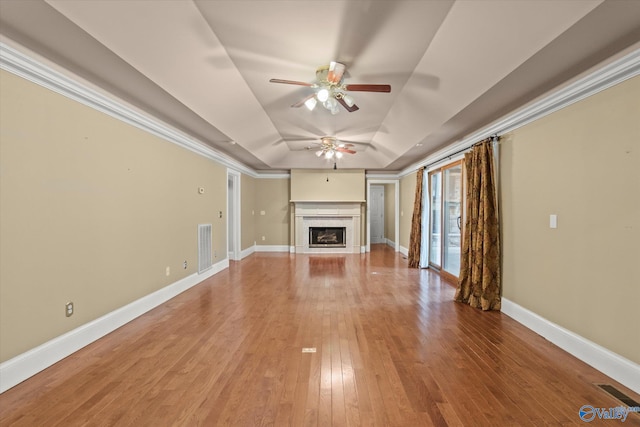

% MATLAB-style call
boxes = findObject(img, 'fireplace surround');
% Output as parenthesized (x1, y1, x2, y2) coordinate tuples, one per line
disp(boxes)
(293, 202, 362, 253)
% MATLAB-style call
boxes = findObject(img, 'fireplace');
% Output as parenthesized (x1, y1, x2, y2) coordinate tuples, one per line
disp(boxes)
(293, 202, 362, 254)
(309, 227, 346, 248)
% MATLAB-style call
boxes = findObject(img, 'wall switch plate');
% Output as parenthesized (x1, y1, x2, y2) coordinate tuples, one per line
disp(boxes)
(550, 214, 558, 229)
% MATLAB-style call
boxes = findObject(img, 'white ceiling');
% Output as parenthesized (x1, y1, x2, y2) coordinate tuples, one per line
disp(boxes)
(1, 0, 639, 172)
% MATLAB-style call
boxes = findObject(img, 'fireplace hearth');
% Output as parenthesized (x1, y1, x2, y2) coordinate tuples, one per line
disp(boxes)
(309, 227, 346, 248)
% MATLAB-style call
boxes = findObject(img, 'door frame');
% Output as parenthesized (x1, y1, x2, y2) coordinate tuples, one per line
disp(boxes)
(227, 169, 241, 261)
(366, 179, 400, 253)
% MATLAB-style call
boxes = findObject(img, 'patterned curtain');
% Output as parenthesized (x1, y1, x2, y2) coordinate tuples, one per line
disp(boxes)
(455, 139, 501, 310)
(408, 168, 424, 268)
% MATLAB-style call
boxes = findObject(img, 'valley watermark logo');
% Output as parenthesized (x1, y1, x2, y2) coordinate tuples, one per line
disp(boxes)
(579, 405, 640, 422)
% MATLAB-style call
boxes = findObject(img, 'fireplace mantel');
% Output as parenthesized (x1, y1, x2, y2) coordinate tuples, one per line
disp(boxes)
(292, 201, 363, 254)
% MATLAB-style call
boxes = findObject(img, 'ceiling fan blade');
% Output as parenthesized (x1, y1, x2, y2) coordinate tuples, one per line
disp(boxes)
(344, 84, 391, 93)
(337, 147, 357, 154)
(269, 78, 313, 86)
(327, 62, 346, 84)
(336, 96, 359, 112)
(291, 94, 316, 108)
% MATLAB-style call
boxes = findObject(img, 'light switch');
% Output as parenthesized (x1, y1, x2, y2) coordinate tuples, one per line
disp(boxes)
(260, 210, 266, 215)
(550, 214, 557, 229)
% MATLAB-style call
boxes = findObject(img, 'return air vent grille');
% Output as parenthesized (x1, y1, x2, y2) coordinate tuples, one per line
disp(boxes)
(596, 384, 640, 408)
(198, 224, 213, 273)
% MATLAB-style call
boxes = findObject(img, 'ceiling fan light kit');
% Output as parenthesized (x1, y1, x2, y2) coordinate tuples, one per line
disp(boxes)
(270, 61, 391, 115)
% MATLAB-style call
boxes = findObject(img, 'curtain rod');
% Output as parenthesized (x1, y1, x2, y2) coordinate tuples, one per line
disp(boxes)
(422, 135, 499, 170)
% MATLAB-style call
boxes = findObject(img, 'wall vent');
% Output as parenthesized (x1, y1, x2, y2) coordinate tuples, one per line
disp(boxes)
(198, 224, 213, 273)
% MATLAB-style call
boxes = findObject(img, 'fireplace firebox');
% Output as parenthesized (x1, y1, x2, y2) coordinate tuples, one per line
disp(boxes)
(309, 227, 346, 248)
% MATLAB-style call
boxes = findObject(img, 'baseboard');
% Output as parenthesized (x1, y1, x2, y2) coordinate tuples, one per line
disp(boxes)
(501, 298, 640, 394)
(290, 246, 295, 253)
(255, 245, 289, 252)
(385, 239, 396, 249)
(0, 259, 228, 393)
(240, 245, 255, 260)
(399, 245, 409, 257)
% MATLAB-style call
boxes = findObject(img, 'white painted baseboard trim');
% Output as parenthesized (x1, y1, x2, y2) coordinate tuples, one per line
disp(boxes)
(240, 245, 255, 260)
(289, 246, 296, 253)
(399, 245, 409, 257)
(0, 259, 228, 393)
(501, 298, 640, 394)
(385, 239, 396, 249)
(255, 245, 289, 252)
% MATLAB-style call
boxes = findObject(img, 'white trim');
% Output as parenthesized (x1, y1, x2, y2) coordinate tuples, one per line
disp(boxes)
(399, 245, 409, 257)
(400, 47, 640, 177)
(360, 246, 366, 253)
(227, 169, 242, 261)
(289, 246, 296, 253)
(501, 298, 640, 394)
(0, 259, 228, 393)
(240, 245, 255, 260)
(385, 239, 396, 249)
(255, 245, 289, 252)
(366, 173, 401, 180)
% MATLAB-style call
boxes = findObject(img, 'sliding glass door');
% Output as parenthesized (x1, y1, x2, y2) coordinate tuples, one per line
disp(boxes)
(443, 164, 462, 276)
(429, 171, 442, 267)
(429, 161, 463, 278)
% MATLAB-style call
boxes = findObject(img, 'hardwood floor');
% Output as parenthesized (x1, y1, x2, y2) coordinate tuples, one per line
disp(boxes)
(1, 245, 638, 426)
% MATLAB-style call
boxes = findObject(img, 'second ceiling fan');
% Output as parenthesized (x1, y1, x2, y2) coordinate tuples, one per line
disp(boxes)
(270, 61, 391, 114)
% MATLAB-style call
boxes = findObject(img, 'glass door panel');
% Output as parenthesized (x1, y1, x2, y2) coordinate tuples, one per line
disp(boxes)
(443, 165, 462, 276)
(429, 171, 442, 267)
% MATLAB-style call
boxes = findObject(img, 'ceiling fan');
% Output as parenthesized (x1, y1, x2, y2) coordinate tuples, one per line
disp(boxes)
(310, 136, 357, 160)
(270, 61, 391, 114)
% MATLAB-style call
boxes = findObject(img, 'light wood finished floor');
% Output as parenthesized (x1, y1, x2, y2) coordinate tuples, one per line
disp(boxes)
(1, 245, 638, 426)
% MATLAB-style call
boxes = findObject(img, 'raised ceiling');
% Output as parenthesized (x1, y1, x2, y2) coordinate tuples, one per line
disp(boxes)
(1, 0, 639, 172)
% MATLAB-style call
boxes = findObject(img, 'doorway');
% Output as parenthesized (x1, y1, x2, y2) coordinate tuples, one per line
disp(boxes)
(370, 185, 385, 244)
(366, 179, 399, 253)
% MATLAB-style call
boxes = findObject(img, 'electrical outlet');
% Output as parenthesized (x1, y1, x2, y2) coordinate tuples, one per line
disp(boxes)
(261, 236, 266, 241)
(214, 250, 217, 258)
(65, 302, 74, 317)
(183, 260, 187, 269)
(166, 266, 170, 276)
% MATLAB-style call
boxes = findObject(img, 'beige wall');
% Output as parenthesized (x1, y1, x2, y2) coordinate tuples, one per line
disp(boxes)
(501, 75, 640, 363)
(383, 184, 396, 243)
(0, 70, 226, 361)
(255, 178, 290, 246)
(240, 174, 256, 250)
(290, 169, 365, 201)
(399, 172, 417, 251)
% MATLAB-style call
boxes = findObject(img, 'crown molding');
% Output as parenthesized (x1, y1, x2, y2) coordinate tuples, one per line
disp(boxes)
(400, 46, 640, 177)
(3, 40, 638, 181)
(0, 41, 267, 178)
